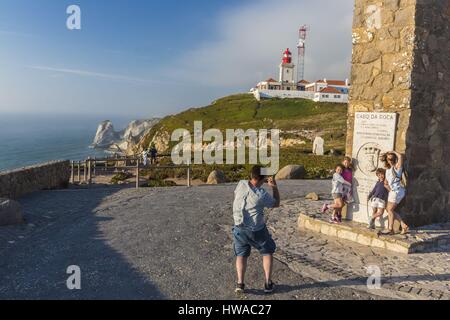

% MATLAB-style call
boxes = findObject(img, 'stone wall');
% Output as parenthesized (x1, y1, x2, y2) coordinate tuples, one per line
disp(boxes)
(0, 161, 71, 199)
(347, 0, 450, 226)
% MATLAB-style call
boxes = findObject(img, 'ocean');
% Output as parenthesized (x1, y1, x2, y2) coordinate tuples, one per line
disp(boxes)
(0, 113, 134, 172)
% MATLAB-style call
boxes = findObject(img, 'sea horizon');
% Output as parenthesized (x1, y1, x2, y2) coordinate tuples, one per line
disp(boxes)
(0, 112, 147, 172)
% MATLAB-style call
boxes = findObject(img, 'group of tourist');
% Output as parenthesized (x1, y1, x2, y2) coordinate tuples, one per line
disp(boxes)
(321, 152, 409, 235)
(231, 151, 409, 295)
(142, 144, 158, 166)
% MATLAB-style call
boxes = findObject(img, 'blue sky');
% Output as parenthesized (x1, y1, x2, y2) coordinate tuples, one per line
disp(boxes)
(0, 0, 354, 119)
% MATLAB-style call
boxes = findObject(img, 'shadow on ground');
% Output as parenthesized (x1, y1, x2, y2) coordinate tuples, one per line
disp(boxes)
(0, 186, 165, 299)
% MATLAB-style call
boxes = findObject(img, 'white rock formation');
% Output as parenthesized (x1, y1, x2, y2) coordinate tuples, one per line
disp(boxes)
(92, 121, 121, 149)
(92, 119, 160, 154)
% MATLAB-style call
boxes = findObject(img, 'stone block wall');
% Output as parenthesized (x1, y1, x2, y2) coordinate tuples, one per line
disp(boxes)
(0, 161, 71, 199)
(347, 0, 450, 226)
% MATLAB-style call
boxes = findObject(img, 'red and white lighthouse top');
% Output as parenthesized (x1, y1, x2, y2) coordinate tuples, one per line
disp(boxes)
(282, 48, 292, 64)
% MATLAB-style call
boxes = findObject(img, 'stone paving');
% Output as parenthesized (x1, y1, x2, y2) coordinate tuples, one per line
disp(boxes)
(268, 196, 450, 300)
(0, 180, 448, 300)
(0, 182, 382, 300)
(299, 209, 450, 254)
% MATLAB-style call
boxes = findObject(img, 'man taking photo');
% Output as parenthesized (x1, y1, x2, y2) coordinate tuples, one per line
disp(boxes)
(232, 165, 281, 295)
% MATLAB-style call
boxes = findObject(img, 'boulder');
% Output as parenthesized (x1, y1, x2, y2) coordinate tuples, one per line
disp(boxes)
(0, 198, 24, 226)
(207, 170, 227, 185)
(306, 192, 320, 201)
(275, 165, 306, 180)
(327, 148, 342, 156)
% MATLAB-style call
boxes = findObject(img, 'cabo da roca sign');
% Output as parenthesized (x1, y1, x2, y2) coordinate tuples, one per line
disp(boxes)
(348, 112, 397, 224)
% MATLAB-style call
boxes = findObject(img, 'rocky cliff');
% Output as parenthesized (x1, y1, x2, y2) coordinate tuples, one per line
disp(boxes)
(92, 121, 121, 149)
(92, 119, 160, 154)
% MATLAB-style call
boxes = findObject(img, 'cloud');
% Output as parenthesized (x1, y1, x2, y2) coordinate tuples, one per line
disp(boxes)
(167, 0, 354, 88)
(29, 66, 172, 85)
(0, 30, 35, 38)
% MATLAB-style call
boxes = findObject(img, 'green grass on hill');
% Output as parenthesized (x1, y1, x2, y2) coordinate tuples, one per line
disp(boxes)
(140, 94, 347, 149)
(138, 94, 348, 180)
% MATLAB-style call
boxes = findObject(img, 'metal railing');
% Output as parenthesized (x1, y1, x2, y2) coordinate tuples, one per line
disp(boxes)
(70, 155, 192, 188)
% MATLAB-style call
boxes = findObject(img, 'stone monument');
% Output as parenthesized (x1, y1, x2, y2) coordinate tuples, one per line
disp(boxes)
(347, 0, 450, 227)
(348, 112, 397, 224)
(312, 137, 325, 156)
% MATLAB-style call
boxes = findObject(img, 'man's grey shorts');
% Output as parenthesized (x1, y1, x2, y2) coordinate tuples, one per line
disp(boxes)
(232, 226, 276, 257)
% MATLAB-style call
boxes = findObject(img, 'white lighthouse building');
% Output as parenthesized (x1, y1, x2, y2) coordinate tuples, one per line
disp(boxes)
(252, 47, 350, 103)
(279, 48, 296, 90)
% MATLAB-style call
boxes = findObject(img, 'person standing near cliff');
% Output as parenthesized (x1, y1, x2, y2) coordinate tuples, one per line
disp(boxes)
(150, 144, 158, 165)
(142, 149, 149, 167)
(232, 165, 281, 295)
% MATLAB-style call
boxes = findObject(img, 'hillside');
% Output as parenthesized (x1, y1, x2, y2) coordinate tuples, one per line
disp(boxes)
(136, 94, 348, 154)
(124, 94, 349, 181)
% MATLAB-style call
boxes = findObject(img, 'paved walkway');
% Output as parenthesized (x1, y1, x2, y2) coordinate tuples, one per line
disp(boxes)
(269, 197, 450, 300)
(0, 181, 382, 300)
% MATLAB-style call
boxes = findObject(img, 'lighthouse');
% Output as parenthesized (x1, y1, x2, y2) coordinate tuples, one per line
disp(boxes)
(279, 48, 296, 90)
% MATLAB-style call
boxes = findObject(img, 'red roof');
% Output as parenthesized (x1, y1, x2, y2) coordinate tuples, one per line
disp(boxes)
(327, 80, 347, 86)
(320, 87, 342, 94)
(316, 79, 347, 86)
(264, 78, 279, 83)
(298, 80, 310, 84)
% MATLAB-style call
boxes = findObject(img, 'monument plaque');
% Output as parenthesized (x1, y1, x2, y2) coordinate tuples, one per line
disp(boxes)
(349, 112, 397, 224)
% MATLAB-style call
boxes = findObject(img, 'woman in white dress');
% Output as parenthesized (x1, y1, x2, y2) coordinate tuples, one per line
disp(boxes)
(380, 151, 409, 235)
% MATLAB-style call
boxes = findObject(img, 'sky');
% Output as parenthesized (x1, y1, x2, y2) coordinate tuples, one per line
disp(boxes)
(0, 0, 354, 119)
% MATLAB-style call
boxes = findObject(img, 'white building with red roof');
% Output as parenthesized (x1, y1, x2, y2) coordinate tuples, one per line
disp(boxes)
(251, 49, 349, 104)
(313, 86, 348, 103)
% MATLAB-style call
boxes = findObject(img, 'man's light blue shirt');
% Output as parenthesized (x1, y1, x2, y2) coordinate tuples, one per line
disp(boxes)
(233, 180, 276, 232)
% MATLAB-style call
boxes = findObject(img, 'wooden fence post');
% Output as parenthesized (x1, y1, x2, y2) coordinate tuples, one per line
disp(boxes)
(187, 163, 191, 187)
(83, 160, 87, 183)
(136, 160, 140, 189)
(88, 157, 92, 185)
(70, 161, 74, 184)
(77, 161, 81, 183)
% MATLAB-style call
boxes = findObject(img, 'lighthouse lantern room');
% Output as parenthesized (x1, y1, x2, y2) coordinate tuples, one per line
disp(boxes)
(279, 48, 296, 90)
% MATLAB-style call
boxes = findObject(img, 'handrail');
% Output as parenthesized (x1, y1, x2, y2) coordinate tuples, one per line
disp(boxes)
(70, 155, 191, 189)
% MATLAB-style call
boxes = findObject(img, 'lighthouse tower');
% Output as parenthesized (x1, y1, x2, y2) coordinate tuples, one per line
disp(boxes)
(279, 48, 296, 90)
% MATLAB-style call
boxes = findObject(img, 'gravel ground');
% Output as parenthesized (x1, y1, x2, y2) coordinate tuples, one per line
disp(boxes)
(0, 181, 384, 300)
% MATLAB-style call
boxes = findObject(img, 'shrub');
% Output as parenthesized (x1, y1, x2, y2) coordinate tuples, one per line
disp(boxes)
(111, 172, 133, 184)
(146, 179, 178, 188)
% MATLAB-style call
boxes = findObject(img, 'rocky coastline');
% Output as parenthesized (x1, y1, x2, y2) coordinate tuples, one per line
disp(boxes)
(91, 119, 160, 155)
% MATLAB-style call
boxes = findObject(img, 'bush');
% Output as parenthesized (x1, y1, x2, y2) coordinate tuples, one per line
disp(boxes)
(145, 179, 178, 188)
(111, 172, 133, 184)
(306, 167, 333, 179)
(147, 170, 171, 180)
